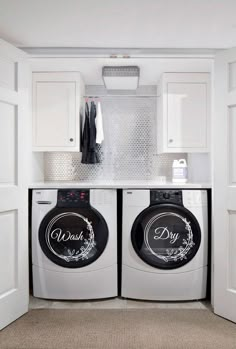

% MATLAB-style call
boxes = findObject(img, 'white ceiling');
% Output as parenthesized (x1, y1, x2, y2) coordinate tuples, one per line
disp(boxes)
(0, 0, 236, 49)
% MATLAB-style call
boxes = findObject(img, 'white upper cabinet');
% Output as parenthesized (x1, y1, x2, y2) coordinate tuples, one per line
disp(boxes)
(157, 73, 210, 153)
(32, 72, 84, 151)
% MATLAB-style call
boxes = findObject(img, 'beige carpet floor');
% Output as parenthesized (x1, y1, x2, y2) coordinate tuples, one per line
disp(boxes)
(0, 309, 236, 349)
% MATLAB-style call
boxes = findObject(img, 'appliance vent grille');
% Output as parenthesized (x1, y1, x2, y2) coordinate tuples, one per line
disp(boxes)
(102, 66, 140, 77)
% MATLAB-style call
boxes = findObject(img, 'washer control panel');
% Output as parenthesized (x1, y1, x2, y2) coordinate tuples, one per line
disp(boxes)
(57, 189, 90, 208)
(150, 190, 183, 205)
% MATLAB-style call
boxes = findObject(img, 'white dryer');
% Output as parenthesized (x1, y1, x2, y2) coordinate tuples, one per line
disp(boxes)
(32, 189, 117, 300)
(122, 189, 208, 301)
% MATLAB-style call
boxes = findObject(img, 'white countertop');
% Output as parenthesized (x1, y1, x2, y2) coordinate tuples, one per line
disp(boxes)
(29, 180, 212, 189)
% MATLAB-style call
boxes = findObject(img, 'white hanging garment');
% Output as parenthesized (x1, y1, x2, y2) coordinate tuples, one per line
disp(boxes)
(96, 101, 104, 144)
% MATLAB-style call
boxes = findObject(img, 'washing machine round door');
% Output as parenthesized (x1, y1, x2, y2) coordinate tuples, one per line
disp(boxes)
(131, 204, 201, 269)
(39, 207, 109, 268)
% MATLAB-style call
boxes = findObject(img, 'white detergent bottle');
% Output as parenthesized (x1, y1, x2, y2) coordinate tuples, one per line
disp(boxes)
(172, 159, 188, 183)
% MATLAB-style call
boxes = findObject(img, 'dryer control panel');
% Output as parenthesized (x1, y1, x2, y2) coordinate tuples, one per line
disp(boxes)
(57, 189, 90, 208)
(150, 190, 183, 205)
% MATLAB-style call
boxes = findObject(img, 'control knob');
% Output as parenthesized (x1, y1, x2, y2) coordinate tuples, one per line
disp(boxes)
(163, 192, 170, 200)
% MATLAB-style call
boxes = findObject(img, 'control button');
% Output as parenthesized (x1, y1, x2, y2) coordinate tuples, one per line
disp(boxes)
(163, 192, 170, 199)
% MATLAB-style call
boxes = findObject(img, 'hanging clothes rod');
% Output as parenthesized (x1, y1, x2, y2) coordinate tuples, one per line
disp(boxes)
(83, 95, 158, 98)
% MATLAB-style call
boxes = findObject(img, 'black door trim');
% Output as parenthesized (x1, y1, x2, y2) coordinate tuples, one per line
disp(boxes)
(39, 206, 109, 268)
(131, 203, 201, 270)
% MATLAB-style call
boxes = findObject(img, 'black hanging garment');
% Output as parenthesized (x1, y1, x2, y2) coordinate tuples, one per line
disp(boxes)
(81, 102, 90, 164)
(88, 101, 99, 164)
(81, 101, 100, 164)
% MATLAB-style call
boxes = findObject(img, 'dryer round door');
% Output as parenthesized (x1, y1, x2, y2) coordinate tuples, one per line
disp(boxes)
(39, 207, 109, 268)
(131, 204, 201, 269)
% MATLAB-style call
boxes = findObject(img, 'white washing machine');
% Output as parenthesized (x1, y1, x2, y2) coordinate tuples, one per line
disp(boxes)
(122, 189, 208, 301)
(32, 189, 117, 300)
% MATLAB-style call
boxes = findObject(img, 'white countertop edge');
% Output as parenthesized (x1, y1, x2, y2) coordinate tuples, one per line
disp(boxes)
(29, 181, 212, 189)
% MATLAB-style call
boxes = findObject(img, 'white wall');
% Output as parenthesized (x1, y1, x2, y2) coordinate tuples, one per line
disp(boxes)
(29, 57, 213, 86)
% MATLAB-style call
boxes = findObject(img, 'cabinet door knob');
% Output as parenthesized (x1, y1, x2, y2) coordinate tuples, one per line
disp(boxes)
(169, 139, 173, 143)
(69, 138, 74, 142)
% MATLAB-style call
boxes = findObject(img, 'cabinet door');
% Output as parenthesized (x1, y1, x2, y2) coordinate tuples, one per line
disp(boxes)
(33, 72, 83, 152)
(157, 73, 210, 153)
(167, 82, 207, 149)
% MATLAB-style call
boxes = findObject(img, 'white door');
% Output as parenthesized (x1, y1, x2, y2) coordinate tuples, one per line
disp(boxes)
(214, 47, 236, 322)
(0, 39, 29, 329)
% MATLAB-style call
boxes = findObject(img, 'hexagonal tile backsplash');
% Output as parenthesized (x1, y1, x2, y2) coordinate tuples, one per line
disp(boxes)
(44, 87, 186, 181)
